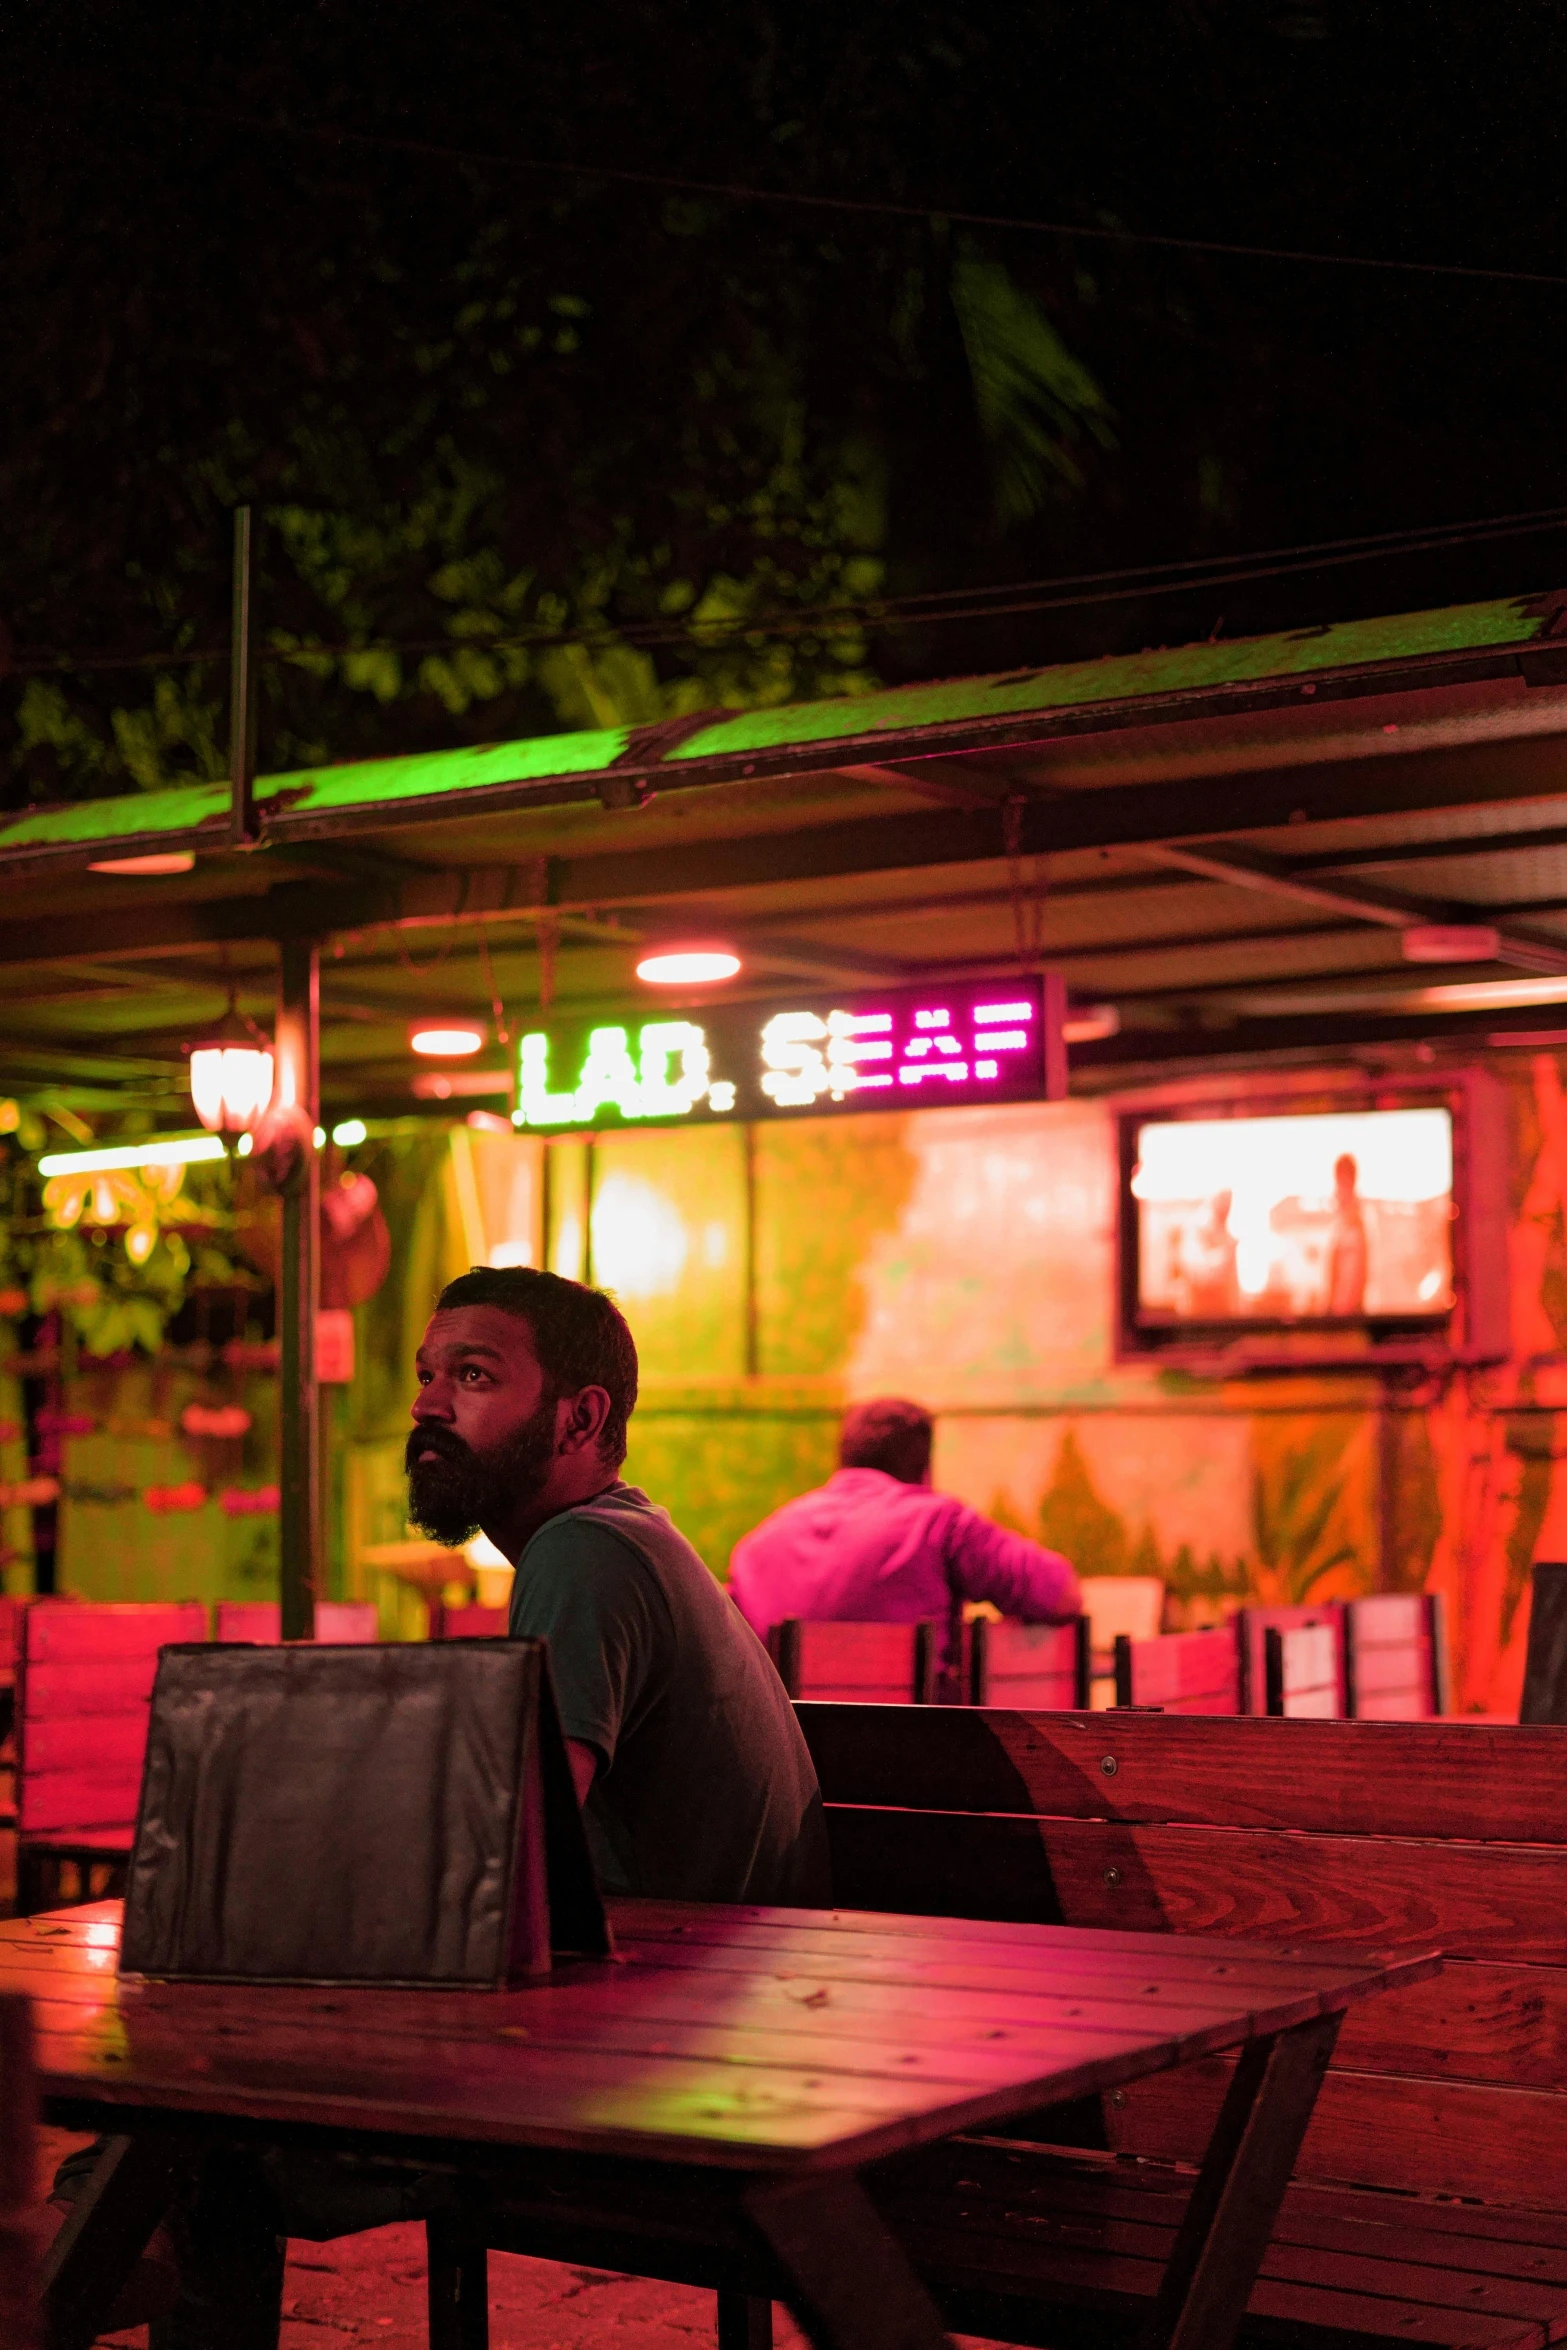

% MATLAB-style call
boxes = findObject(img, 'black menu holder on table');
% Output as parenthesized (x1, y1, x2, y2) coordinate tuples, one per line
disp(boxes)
(1521, 1562, 1567, 1724)
(120, 1638, 610, 1983)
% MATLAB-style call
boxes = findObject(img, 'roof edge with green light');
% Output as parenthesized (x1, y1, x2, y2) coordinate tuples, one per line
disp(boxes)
(2, 590, 1563, 876)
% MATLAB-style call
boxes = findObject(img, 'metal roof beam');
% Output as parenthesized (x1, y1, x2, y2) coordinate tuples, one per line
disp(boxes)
(1140, 839, 1567, 976)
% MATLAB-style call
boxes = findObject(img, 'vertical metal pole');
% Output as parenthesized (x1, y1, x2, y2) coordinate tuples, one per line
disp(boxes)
(229, 507, 260, 848)
(743, 1122, 760, 1379)
(277, 938, 319, 1639)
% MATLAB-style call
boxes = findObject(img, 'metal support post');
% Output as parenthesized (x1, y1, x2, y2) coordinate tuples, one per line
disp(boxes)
(277, 937, 320, 1639)
(229, 506, 260, 848)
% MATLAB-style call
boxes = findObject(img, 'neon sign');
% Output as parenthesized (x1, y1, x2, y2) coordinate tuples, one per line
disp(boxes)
(512, 980, 1054, 1129)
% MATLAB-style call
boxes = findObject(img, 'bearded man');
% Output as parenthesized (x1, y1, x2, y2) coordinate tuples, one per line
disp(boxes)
(55, 1268, 827, 2350)
(408, 1264, 828, 1906)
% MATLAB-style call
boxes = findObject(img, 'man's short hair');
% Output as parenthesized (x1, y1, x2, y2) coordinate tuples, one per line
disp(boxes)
(839, 1397, 933, 1485)
(435, 1266, 639, 1467)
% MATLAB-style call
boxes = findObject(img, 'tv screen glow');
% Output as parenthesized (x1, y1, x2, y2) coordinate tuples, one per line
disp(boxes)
(1131, 1107, 1455, 1325)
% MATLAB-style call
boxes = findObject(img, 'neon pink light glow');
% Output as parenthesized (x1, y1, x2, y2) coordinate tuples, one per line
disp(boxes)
(514, 978, 1047, 1125)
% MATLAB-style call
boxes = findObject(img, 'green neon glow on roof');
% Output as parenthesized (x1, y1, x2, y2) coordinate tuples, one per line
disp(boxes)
(254, 725, 625, 816)
(0, 594, 1550, 860)
(0, 780, 229, 849)
(668, 598, 1549, 762)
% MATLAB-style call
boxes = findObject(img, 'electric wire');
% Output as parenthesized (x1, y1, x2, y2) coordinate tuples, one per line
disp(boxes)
(10, 501, 1567, 679)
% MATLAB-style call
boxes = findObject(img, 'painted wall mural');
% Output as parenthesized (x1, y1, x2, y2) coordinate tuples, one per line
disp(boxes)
(38, 1049, 1567, 1710)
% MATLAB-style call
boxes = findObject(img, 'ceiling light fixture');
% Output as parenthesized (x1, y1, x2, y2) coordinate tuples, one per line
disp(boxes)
(635, 946, 742, 986)
(410, 1024, 486, 1057)
(331, 1119, 368, 1147)
(87, 851, 196, 876)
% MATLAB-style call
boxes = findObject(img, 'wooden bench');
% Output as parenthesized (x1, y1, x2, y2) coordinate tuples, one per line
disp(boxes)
(15, 1599, 206, 1915)
(794, 1702, 1567, 2349)
(1115, 1622, 1243, 1712)
(0, 1993, 37, 2349)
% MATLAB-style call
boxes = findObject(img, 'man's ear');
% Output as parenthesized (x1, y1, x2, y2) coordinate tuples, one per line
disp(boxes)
(557, 1383, 614, 1457)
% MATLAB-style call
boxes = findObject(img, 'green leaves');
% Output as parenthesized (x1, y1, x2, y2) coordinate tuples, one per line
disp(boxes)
(951, 243, 1115, 527)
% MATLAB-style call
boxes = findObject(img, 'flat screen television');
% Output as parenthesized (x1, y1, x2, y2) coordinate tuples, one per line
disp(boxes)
(1118, 1076, 1508, 1366)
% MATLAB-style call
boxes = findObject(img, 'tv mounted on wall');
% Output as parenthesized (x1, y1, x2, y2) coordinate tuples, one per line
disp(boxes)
(1117, 1072, 1508, 1369)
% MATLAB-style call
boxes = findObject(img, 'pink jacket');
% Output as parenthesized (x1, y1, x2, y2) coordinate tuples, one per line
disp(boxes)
(729, 1467, 1080, 1638)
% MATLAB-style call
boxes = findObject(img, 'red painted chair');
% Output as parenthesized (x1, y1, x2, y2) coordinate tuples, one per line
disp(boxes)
(1235, 1602, 1346, 1714)
(314, 1601, 378, 1644)
(214, 1600, 281, 1642)
(430, 1603, 509, 1639)
(15, 1599, 207, 1915)
(215, 1600, 381, 1644)
(0, 1993, 37, 2350)
(770, 1619, 937, 1704)
(1264, 1620, 1342, 1718)
(1113, 1621, 1243, 1714)
(1344, 1591, 1449, 1718)
(969, 1616, 1090, 1709)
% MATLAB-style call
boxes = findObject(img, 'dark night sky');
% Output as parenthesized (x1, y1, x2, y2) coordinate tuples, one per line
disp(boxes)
(4, 1, 1567, 797)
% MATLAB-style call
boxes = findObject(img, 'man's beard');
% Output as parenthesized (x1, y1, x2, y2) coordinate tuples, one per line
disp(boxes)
(405, 1398, 558, 1546)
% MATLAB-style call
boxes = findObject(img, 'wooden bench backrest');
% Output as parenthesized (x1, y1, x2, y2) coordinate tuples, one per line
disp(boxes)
(432, 1604, 508, 1640)
(771, 1619, 936, 1704)
(18, 1601, 207, 1835)
(1236, 1601, 1346, 1713)
(797, 1702, 1567, 2214)
(0, 1993, 36, 2348)
(1345, 1591, 1448, 1718)
(970, 1617, 1089, 1709)
(1264, 1621, 1341, 1717)
(1113, 1622, 1242, 1713)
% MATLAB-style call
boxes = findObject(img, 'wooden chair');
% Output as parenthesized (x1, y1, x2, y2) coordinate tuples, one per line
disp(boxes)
(969, 1615, 1090, 1709)
(1264, 1620, 1342, 1718)
(0, 1993, 37, 2350)
(314, 1601, 378, 1644)
(1345, 1591, 1449, 1718)
(1113, 1621, 1242, 1713)
(769, 1619, 937, 1704)
(430, 1603, 509, 1639)
(1079, 1575, 1164, 1704)
(1236, 1601, 1346, 1714)
(215, 1599, 282, 1642)
(214, 1600, 380, 1643)
(15, 1599, 207, 1916)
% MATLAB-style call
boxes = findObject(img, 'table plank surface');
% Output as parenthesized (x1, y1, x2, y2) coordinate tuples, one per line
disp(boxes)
(3, 1899, 1438, 2175)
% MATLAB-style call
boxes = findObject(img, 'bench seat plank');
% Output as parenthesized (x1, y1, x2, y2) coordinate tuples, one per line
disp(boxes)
(871, 2144, 1567, 2349)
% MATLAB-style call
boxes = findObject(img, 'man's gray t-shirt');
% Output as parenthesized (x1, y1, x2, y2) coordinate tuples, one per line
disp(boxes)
(508, 1481, 830, 1906)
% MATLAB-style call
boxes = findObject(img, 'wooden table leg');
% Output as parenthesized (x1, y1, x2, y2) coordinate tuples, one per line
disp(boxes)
(717, 2289, 773, 2348)
(1147, 2009, 1343, 2350)
(743, 2172, 952, 2350)
(40, 2133, 185, 2350)
(427, 2214, 488, 2350)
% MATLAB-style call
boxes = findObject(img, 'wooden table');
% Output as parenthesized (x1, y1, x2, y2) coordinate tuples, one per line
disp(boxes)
(7, 1897, 1437, 2350)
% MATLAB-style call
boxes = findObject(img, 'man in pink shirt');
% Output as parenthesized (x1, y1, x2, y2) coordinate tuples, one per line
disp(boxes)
(730, 1398, 1080, 1639)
